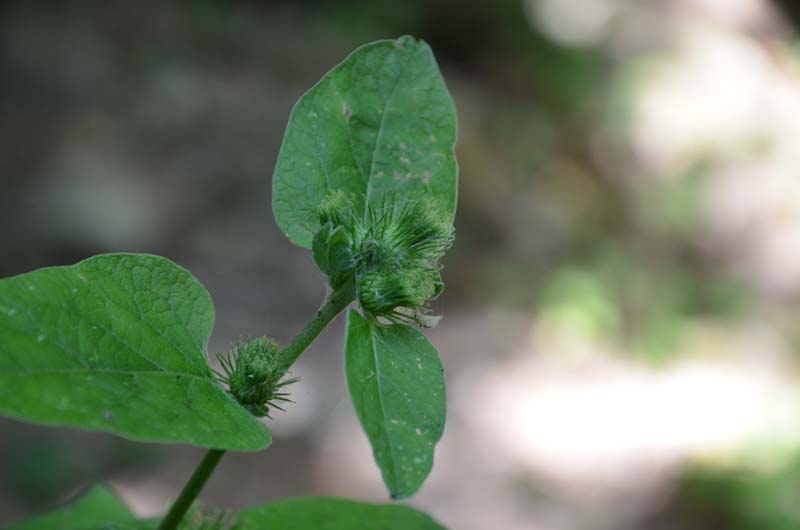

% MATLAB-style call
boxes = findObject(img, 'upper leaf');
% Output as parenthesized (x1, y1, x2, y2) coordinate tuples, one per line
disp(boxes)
(237, 498, 447, 530)
(273, 35, 458, 248)
(344, 310, 446, 499)
(4, 485, 135, 530)
(0, 254, 270, 451)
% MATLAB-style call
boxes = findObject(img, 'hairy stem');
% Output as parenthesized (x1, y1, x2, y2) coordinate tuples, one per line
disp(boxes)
(276, 279, 355, 373)
(157, 280, 355, 530)
(157, 449, 225, 530)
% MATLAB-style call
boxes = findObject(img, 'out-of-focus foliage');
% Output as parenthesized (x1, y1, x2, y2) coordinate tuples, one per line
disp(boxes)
(660, 452, 800, 530)
(5, 486, 134, 530)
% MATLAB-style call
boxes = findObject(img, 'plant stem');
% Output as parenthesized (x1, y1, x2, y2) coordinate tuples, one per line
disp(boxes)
(157, 280, 355, 530)
(276, 279, 355, 373)
(157, 448, 226, 530)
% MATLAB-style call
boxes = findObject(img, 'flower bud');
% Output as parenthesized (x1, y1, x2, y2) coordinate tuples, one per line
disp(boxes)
(358, 267, 442, 320)
(311, 191, 453, 325)
(215, 337, 297, 418)
(312, 223, 356, 289)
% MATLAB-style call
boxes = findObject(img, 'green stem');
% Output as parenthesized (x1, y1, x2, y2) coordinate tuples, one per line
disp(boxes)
(276, 279, 355, 373)
(157, 449, 226, 530)
(157, 280, 355, 530)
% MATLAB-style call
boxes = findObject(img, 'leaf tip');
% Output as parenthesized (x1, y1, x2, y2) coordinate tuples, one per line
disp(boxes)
(394, 35, 415, 49)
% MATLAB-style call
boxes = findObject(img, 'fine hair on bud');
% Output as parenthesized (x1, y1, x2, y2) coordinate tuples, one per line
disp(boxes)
(179, 506, 237, 530)
(215, 337, 298, 418)
(311, 191, 454, 326)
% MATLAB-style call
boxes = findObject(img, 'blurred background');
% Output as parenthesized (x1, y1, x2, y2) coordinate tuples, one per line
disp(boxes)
(3, 1, 800, 528)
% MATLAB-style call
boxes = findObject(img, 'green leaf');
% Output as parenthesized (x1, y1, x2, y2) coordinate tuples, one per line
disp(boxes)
(4, 485, 134, 530)
(237, 498, 447, 530)
(344, 310, 445, 499)
(88, 520, 159, 530)
(0, 254, 270, 451)
(273, 35, 458, 248)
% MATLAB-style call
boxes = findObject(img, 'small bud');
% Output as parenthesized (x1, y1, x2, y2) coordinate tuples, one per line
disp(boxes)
(312, 223, 356, 288)
(215, 337, 298, 418)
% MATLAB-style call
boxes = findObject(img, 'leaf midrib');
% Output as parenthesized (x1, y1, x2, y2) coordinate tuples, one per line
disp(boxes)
(367, 320, 401, 492)
(364, 43, 417, 213)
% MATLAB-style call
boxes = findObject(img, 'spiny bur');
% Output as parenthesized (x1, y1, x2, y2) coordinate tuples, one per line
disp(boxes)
(312, 191, 453, 326)
(215, 337, 298, 418)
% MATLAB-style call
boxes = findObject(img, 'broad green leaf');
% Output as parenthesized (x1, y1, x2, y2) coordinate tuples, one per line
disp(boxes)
(237, 498, 447, 530)
(344, 310, 445, 499)
(100, 519, 160, 530)
(273, 35, 458, 248)
(4, 485, 134, 530)
(100, 524, 158, 530)
(0, 254, 270, 451)
(86, 520, 159, 530)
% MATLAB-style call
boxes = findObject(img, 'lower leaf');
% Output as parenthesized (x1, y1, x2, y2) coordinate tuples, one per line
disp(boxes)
(4, 485, 136, 530)
(344, 309, 446, 499)
(237, 498, 446, 529)
(0, 254, 270, 451)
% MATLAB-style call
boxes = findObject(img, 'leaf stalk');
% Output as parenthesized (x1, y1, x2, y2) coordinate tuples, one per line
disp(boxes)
(157, 449, 226, 530)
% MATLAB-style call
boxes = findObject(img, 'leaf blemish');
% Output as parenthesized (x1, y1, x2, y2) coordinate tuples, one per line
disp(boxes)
(343, 102, 351, 120)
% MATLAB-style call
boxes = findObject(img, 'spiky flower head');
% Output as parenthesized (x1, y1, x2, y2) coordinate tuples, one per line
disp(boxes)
(215, 337, 297, 418)
(312, 191, 453, 326)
